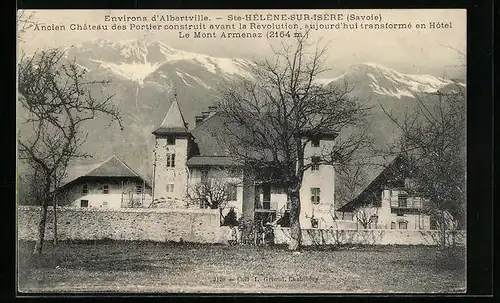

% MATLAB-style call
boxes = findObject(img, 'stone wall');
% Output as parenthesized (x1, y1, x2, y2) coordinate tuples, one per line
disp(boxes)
(18, 206, 466, 247)
(335, 220, 360, 229)
(274, 227, 466, 246)
(18, 206, 226, 243)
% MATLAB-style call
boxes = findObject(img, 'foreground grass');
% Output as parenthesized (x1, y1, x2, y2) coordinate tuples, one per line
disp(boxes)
(17, 240, 466, 293)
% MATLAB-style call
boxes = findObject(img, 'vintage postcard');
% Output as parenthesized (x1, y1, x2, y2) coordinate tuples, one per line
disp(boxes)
(17, 9, 466, 294)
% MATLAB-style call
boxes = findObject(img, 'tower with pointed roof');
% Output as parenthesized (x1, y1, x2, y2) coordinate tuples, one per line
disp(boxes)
(152, 96, 191, 206)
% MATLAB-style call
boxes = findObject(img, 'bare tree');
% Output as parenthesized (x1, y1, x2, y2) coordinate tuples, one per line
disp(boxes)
(187, 177, 234, 210)
(18, 49, 123, 254)
(187, 174, 241, 227)
(354, 205, 380, 229)
(381, 82, 466, 246)
(216, 34, 370, 250)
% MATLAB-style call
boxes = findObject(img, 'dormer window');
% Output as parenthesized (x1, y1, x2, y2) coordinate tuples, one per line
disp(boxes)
(167, 136, 175, 145)
(311, 138, 320, 147)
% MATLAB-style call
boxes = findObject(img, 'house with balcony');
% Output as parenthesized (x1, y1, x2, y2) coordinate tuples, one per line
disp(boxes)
(337, 154, 436, 230)
(152, 98, 337, 228)
(55, 155, 152, 209)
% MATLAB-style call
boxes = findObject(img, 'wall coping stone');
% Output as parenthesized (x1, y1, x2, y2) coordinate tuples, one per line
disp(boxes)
(18, 205, 219, 215)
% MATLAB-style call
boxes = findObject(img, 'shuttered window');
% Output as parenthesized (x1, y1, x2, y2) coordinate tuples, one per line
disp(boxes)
(166, 153, 176, 167)
(310, 188, 320, 204)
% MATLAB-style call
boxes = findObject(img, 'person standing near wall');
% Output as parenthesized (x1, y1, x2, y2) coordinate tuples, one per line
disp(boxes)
(255, 220, 264, 246)
(228, 225, 238, 246)
(238, 217, 246, 245)
(264, 223, 275, 246)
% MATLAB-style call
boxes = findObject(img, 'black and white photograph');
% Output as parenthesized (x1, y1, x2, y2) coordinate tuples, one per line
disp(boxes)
(16, 9, 466, 293)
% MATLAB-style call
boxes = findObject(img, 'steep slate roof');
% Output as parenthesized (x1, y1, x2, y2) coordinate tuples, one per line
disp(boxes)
(84, 155, 141, 178)
(57, 155, 151, 190)
(152, 100, 190, 136)
(188, 110, 340, 167)
(337, 154, 409, 212)
(188, 111, 281, 166)
(190, 112, 233, 157)
(188, 112, 241, 166)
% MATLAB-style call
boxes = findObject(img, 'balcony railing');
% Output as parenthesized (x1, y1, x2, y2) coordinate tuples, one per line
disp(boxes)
(390, 197, 424, 209)
(255, 201, 279, 211)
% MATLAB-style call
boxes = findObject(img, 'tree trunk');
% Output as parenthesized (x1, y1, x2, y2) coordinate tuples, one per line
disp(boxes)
(53, 199, 58, 245)
(33, 199, 48, 254)
(33, 181, 50, 254)
(288, 189, 301, 251)
(440, 210, 446, 247)
(219, 207, 224, 226)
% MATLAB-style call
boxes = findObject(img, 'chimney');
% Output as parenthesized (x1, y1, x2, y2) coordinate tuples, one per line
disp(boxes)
(195, 106, 220, 127)
(195, 115, 205, 126)
(208, 105, 219, 118)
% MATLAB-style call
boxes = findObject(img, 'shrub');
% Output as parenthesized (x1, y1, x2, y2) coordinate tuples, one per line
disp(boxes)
(222, 207, 238, 226)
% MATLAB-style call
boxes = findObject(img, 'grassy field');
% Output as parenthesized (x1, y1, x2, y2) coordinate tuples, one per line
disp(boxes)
(17, 240, 466, 294)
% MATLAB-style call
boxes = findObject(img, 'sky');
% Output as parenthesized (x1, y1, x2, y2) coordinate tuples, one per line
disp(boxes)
(18, 9, 466, 78)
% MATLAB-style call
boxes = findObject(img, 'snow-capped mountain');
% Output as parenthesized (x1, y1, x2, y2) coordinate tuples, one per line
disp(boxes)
(317, 63, 461, 99)
(316, 63, 464, 153)
(68, 39, 254, 86)
(23, 39, 464, 180)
